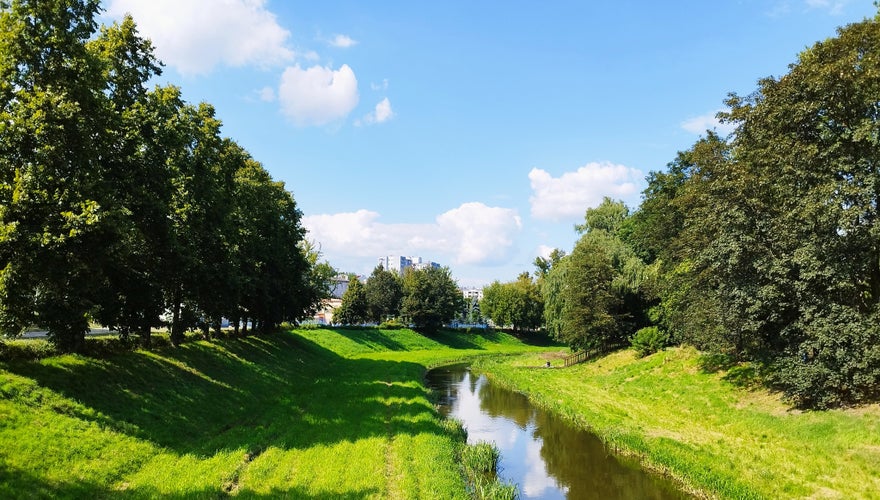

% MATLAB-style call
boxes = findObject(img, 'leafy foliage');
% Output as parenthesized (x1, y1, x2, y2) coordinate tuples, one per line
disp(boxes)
(364, 265, 403, 323)
(0, 1, 316, 350)
(336, 276, 369, 326)
(401, 267, 464, 333)
(625, 14, 880, 407)
(480, 273, 543, 331)
(630, 326, 668, 358)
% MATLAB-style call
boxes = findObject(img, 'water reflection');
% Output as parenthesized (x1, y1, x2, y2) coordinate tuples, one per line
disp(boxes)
(426, 364, 690, 500)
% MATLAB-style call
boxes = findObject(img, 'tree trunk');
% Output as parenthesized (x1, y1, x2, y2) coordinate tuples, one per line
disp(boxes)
(170, 284, 183, 346)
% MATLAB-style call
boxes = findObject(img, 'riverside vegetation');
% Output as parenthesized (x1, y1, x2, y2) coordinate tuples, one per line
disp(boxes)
(475, 348, 880, 499)
(4, 327, 878, 499)
(0, 327, 553, 499)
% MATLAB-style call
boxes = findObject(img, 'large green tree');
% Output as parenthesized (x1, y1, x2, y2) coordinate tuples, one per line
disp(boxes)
(0, 0, 159, 350)
(480, 273, 543, 331)
(0, 0, 315, 350)
(401, 267, 463, 333)
(544, 200, 650, 351)
(364, 266, 403, 323)
(336, 276, 369, 326)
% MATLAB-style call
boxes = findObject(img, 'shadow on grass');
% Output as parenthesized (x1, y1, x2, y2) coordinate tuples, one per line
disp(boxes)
(330, 326, 411, 351)
(0, 461, 380, 500)
(0, 463, 106, 500)
(2, 332, 444, 458)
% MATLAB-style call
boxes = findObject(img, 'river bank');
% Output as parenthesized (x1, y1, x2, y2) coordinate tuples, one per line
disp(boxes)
(0, 327, 555, 498)
(472, 347, 880, 499)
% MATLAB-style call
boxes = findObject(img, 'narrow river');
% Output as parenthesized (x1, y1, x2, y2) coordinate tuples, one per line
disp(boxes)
(425, 364, 692, 500)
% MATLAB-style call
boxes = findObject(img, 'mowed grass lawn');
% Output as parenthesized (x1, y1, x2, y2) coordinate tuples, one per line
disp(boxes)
(474, 348, 880, 500)
(0, 328, 556, 499)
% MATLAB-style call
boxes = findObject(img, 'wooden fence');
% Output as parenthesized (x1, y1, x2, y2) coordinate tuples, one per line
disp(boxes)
(562, 343, 626, 368)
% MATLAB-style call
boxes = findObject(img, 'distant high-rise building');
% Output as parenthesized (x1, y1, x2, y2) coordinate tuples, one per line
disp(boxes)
(377, 255, 441, 274)
(461, 287, 483, 301)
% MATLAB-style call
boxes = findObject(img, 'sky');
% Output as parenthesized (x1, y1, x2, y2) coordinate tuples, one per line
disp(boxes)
(102, 0, 878, 287)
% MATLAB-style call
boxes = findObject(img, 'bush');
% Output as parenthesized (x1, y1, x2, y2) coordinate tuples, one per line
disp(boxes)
(630, 326, 668, 358)
(769, 307, 880, 409)
(0, 339, 57, 361)
(378, 318, 404, 330)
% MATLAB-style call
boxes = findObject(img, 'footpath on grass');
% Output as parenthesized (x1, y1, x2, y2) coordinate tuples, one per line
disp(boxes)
(0, 327, 556, 499)
(472, 347, 880, 499)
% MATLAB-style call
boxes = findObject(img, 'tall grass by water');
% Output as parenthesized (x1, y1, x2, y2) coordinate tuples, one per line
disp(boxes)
(473, 347, 880, 499)
(0, 327, 553, 498)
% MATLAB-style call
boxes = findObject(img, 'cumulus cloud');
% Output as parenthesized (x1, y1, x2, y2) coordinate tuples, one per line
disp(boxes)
(357, 97, 394, 125)
(528, 163, 643, 221)
(329, 34, 358, 48)
(302, 203, 522, 268)
(681, 109, 737, 136)
(536, 245, 555, 259)
(105, 0, 293, 76)
(805, 0, 849, 14)
(278, 64, 359, 126)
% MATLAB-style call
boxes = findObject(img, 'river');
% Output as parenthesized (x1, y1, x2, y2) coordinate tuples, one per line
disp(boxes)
(425, 364, 692, 500)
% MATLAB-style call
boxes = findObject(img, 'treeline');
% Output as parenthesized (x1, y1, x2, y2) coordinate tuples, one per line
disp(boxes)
(0, 1, 333, 351)
(490, 14, 880, 409)
(335, 266, 464, 333)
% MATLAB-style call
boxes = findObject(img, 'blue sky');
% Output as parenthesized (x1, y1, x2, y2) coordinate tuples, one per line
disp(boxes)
(103, 0, 877, 287)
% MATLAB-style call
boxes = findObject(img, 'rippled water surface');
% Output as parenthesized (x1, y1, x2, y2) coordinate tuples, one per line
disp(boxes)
(425, 364, 691, 500)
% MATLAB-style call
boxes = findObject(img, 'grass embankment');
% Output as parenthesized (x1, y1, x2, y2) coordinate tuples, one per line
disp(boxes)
(0, 327, 555, 499)
(473, 347, 880, 499)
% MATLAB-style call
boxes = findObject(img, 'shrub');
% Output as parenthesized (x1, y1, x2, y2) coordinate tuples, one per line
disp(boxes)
(630, 326, 668, 358)
(378, 318, 404, 330)
(0, 339, 57, 361)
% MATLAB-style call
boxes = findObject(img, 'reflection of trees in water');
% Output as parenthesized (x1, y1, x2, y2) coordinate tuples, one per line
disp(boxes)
(429, 367, 687, 499)
(477, 377, 535, 430)
(532, 403, 687, 499)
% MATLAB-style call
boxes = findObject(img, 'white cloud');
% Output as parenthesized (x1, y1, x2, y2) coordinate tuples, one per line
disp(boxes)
(681, 109, 737, 136)
(371, 79, 389, 91)
(536, 245, 554, 259)
(258, 86, 275, 102)
(105, 0, 293, 76)
(329, 34, 358, 48)
(436, 203, 522, 265)
(302, 203, 522, 269)
(278, 64, 359, 126)
(358, 98, 394, 126)
(805, 0, 848, 14)
(528, 163, 643, 221)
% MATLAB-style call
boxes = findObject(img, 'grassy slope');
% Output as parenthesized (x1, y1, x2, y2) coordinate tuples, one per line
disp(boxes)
(473, 347, 880, 500)
(0, 328, 553, 499)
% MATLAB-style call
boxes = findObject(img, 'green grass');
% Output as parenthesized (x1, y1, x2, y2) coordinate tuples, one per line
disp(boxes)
(472, 347, 880, 499)
(0, 327, 556, 499)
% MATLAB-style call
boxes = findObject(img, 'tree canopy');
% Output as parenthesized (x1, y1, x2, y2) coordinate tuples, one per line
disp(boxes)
(0, 0, 322, 350)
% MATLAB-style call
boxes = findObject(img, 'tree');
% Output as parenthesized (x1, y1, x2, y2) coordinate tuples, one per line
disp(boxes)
(364, 266, 403, 323)
(401, 267, 464, 333)
(480, 273, 542, 331)
(298, 240, 337, 322)
(713, 14, 880, 406)
(336, 276, 368, 326)
(0, 0, 162, 351)
(575, 197, 629, 234)
(545, 200, 650, 350)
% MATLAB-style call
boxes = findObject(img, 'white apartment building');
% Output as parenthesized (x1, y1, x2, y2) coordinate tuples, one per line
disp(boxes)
(461, 287, 483, 301)
(377, 255, 441, 275)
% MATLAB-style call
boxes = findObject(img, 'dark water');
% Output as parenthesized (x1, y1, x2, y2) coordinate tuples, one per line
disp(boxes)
(425, 364, 692, 500)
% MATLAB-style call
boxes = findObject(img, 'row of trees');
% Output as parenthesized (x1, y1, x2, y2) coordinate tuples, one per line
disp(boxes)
(488, 13, 880, 408)
(335, 265, 465, 333)
(0, 0, 331, 351)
